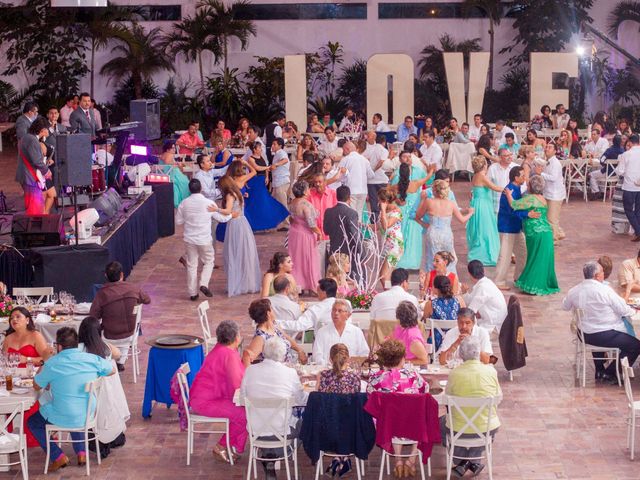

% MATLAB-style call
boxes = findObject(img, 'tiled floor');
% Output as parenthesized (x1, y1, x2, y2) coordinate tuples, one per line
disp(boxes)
(1, 147, 640, 478)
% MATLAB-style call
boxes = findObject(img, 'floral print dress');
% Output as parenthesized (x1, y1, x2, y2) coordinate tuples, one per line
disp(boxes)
(318, 369, 361, 394)
(366, 367, 428, 394)
(383, 209, 404, 268)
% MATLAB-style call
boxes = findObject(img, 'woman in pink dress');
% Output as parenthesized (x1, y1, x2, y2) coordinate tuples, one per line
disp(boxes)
(392, 301, 430, 365)
(189, 320, 246, 463)
(288, 180, 321, 296)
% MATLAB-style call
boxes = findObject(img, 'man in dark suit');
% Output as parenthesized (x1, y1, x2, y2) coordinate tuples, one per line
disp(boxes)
(323, 186, 364, 284)
(69, 92, 96, 136)
(15, 101, 39, 141)
(16, 117, 51, 215)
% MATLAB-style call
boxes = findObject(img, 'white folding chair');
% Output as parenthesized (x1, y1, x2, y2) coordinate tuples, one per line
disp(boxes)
(351, 311, 370, 331)
(45, 380, 102, 476)
(244, 397, 298, 480)
(315, 451, 364, 480)
(129, 305, 143, 383)
(197, 300, 217, 355)
(445, 395, 501, 480)
(12, 287, 53, 304)
(378, 438, 429, 480)
(429, 318, 457, 362)
(573, 308, 621, 387)
(0, 400, 28, 480)
(621, 357, 640, 460)
(564, 157, 589, 202)
(176, 363, 233, 466)
(600, 158, 619, 202)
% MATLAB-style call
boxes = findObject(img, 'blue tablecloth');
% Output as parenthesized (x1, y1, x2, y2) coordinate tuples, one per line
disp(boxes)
(142, 344, 204, 418)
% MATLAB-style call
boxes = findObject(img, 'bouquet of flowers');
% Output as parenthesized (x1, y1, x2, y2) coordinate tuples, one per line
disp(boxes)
(0, 294, 13, 317)
(345, 289, 377, 310)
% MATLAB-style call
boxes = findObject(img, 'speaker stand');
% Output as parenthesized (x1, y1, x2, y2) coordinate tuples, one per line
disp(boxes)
(72, 188, 80, 246)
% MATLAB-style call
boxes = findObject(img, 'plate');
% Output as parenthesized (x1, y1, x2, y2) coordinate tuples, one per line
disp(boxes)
(419, 368, 429, 375)
(155, 336, 192, 347)
(10, 387, 29, 395)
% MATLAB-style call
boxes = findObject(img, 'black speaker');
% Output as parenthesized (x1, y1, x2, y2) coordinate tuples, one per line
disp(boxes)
(11, 214, 64, 248)
(145, 181, 174, 237)
(130, 99, 161, 141)
(56, 134, 92, 186)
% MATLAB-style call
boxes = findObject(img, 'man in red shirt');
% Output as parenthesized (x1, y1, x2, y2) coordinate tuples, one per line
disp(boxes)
(176, 122, 205, 156)
(308, 172, 337, 275)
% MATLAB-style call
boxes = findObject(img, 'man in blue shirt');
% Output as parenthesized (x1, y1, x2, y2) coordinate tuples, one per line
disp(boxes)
(28, 327, 115, 471)
(494, 166, 539, 290)
(396, 116, 417, 142)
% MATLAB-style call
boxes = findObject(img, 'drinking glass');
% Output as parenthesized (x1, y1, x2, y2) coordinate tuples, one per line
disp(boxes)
(50, 292, 58, 305)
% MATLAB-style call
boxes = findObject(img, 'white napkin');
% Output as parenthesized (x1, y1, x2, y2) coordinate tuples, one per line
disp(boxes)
(75, 302, 92, 313)
(0, 390, 9, 397)
(35, 313, 52, 324)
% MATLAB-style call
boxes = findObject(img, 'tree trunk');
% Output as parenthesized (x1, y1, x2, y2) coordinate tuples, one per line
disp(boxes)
(198, 51, 205, 102)
(134, 73, 143, 100)
(223, 35, 228, 71)
(488, 18, 495, 91)
(90, 39, 96, 98)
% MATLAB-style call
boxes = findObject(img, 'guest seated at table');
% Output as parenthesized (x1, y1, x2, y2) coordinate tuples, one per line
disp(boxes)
(589, 134, 625, 198)
(440, 336, 501, 478)
(370, 268, 420, 320)
(524, 129, 546, 154)
(78, 317, 130, 456)
(242, 299, 307, 367)
(313, 299, 369, 365)
(422, 250, 460, 294)
(498, 133, 520, 156)
(392, 301, 429, 365)
(261, 252, 299, 301)
(555, 129, 584, 161)
(308, 113, 325, 134)
(212, 119, 232, 142)
(318, 343, 361, 394)
(461, 260, 507, 332)
(598, 255, 613, 285)
(476, 134, 497, 164)
(269, 275, 302, 324)
(90, 261, 151, 372)
(176, 122, 205, 156)
(28, 327, 115, 472)
(190, 320, 246, 463)
(367, 339, 427, 477)
(618, 249, 640, 301)
(563, 261, 639, 383)
(326, 252, 356, 297)
(423, 275, 465, 351)
(437, 308, 493, 366)
(277, 278, 338, 334)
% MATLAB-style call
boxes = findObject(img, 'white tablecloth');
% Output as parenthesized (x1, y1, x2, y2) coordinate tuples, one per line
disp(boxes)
(0, 316, 84, 344)
(445, 142, 476, 174)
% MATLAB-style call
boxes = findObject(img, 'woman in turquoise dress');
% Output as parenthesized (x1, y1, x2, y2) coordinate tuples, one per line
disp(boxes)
(159, 141, 190, 208)
(466, 156, 502, 266)
(391, 152, 433, 269)
(505, 174, 559, 295)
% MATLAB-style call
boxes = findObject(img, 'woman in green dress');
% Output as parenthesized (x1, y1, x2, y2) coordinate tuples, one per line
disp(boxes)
(505, 174, 559, 295)
(159, 141, 190, 208)
(466, 156, 502, 266)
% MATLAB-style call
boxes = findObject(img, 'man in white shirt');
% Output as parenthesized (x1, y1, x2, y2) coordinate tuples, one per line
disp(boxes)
(437, 308, 493, 365)
(318, 126, 339, 159)
(364, 131, 390, 223)
(535, 143, 566, 242)
(494, 120, 515, 146)
(468, 114, 483, 143)
(175, 179, 234, 301)
(278, 278, 338, 333)
(59, 95, 76, 128)
(269, 275, 301, 324)
(338, 141, 375, 220)
(553, 103, 570, 130)
(616, 135, 640, 240)
(372, 113, 390, 133)
(370, 268, 419, 320)
(313, 299, 370, 365)
(242, 126, 267, 163)
(94, 143, 114, 168)
(463, 261, 507, 332)
(487, 148, 519, 214)
(419, 130, 443, 170)
(194, 155, 223, 201)
(584, 128, 609, 159)
(338, 108, 355, 132)
(562, 261, 640, 383)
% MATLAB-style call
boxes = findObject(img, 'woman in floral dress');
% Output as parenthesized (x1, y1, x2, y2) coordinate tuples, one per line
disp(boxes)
(318, 343, 361, 394)
(378, 187, 404, 289)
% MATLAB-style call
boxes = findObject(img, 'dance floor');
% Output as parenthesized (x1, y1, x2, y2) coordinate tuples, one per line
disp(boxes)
(0, 146, 639, 479)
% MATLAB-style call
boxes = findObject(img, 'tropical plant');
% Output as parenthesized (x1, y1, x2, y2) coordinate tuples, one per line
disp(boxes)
(160, 78, 205, 135)
(500, 0, 594, 67)
(308, 94, 349, 120)
(104, 76, 161, 124)
(318, 41, 345, 96)
(206, 67, 245, 126)
(462, 0, 502, 90)
(243, 56, 285, 125)
(196, 0, 257, 71)
(100, 23, 175, 100)
(164, 10, 221, 99)
(337, 59, 367, 113)
(607, 1, 640, 38)
(481, 66, 530, 122)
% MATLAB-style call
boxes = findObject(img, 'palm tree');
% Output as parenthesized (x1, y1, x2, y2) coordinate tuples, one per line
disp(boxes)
(100, 23, 175, 99)
(319, 41, 344, 96)
(607, 1, 640, 38)
(196, 0, 257, 71)
(462, 0, 502, 90)
(164, 10, 221, 100)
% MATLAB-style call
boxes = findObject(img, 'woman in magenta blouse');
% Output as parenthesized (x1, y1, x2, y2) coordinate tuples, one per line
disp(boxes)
(392, 301, 430, 365)
(189, 320, 246, 463)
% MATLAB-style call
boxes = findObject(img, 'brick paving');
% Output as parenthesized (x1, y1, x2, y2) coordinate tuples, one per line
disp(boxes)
(1, 146, 640, 478)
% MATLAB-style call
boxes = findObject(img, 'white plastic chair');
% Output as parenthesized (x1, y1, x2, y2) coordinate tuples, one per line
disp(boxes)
(573, 308, 621, 387)
(564, 157, 589, 202)
(244, 397, 298, 480)
(622, 357, 640, 460)
(378, 438, 429, 480)
(599, 158, 619, 202)
(176, 362, 232, 466)
(44, 380, 101, 476)
(429, 318, 457, 361)
(315, 450, 364, 480)
(197, 301, 217, 355)
(0, 400, 28, 479)
(128, 305, 143, 383)
(12, 287, 53, 304)
(351, 311, 370, 331)
(444, 395, 501, 480)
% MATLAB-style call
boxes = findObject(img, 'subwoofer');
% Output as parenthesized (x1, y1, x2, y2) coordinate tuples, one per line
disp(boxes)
(130, 99, 161, 141)
(11, 214, 64, 248)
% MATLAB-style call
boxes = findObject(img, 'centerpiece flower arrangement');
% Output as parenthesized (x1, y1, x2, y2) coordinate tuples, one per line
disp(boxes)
(345, 289, 376, 310)
(0, 294, 14, 317)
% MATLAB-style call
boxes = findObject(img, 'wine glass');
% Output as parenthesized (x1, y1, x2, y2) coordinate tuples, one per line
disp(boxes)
(50, 292, 58, 305)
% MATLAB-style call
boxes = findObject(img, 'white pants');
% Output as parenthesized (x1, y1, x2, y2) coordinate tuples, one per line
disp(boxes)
(494, 232, 527, 287)
(107, 334, 135, 366)
(317, 240, 328, 276)
(351, 194, 366, 222)
(185, 242, 215, 296)
(589, 170, 606, 193)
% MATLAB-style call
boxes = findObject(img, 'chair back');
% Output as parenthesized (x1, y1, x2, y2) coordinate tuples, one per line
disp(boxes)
(84, 379, 102, 429)
(12, 286, 53, 304)
(0, 400, 26, 447)
(197, 300, 216, 353)
(445, 395, 500, 448)
(622, 357, 635, 408)
(429, 318, 457, 350)
(368, 319, 398, 349)
(132, 304, 143, 343)
(351, 311, 370, 330)
(573, 308, 586, 344)
(176, 362, 192, 423)
(244, 396, 292, 444)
